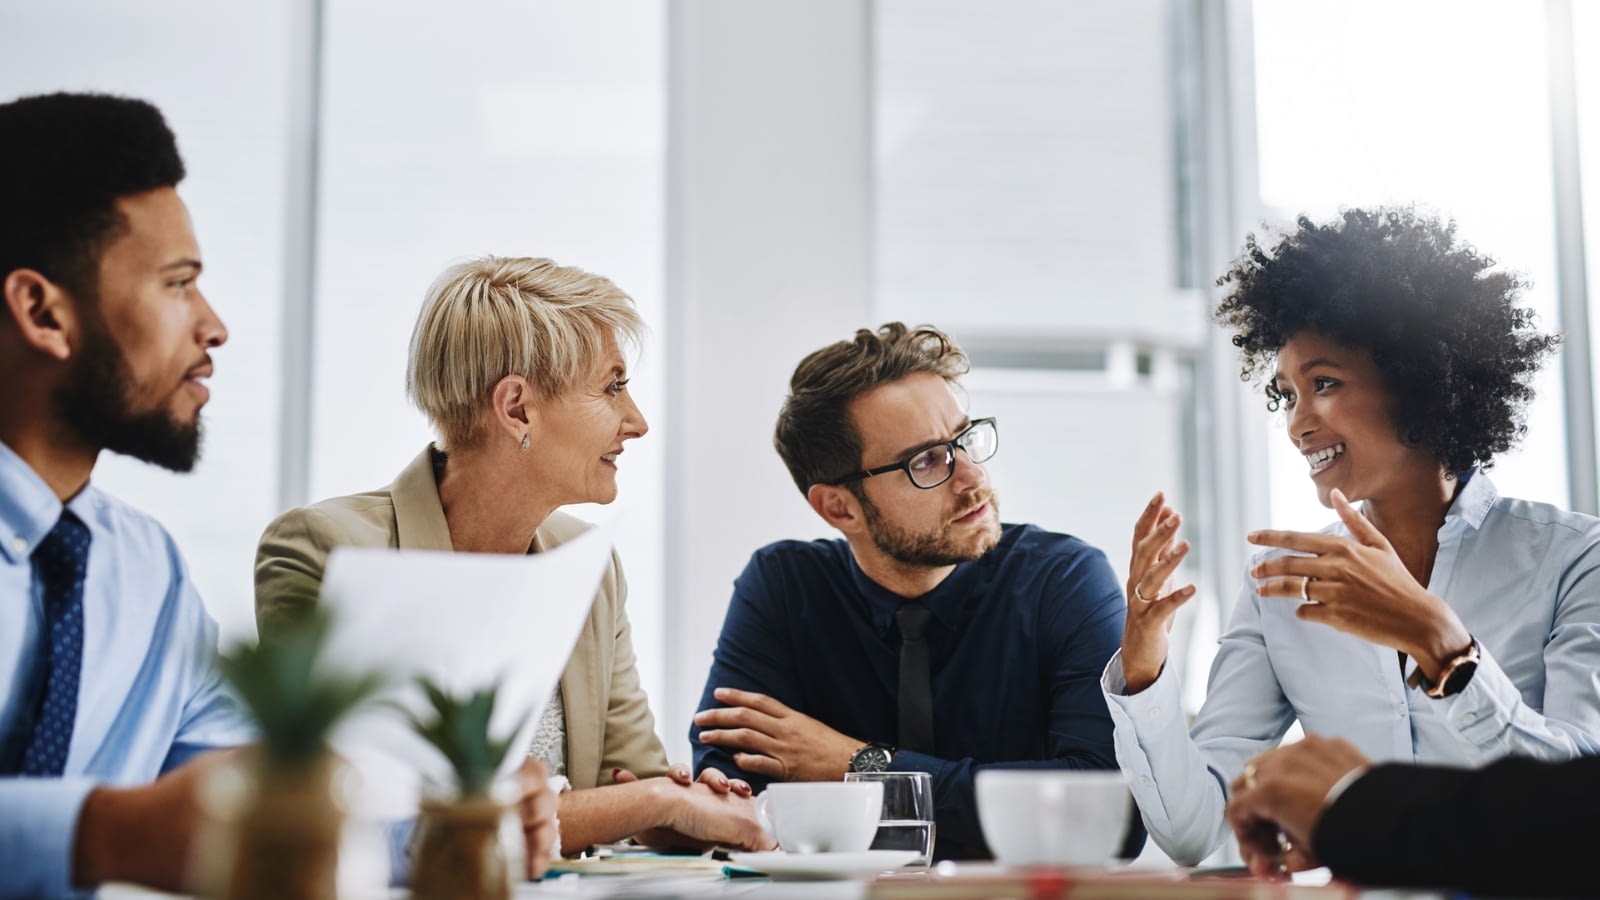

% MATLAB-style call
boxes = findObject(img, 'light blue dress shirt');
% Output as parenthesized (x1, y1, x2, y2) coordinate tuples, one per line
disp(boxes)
(1103, 472, 1600, 864)
(0, 441, 255, 898)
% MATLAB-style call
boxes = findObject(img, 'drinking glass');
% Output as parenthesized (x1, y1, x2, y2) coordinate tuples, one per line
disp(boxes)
(843, 770, 935, 864)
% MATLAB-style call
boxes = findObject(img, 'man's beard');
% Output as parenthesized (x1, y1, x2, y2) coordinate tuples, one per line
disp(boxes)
(860, 489, 1001, 567)
(53, 314, 203, 473)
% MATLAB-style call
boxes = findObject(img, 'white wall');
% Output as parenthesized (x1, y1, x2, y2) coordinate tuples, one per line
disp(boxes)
(876, 0, 1195, 342)
(662, 0, 875, 762)
(0, 0, 292, 646)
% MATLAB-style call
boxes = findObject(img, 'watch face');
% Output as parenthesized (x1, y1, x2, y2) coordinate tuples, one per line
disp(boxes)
(1441, 660, 1479, 697)
(852, 746, 891, 772)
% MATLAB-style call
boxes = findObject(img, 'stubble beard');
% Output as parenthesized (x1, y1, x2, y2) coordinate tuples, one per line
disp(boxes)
(860, 489, 1002, 567)
(53, 309, 204, 473)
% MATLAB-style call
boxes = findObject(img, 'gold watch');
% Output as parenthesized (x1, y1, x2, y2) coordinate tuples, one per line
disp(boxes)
(1407, 636, 1481, 699)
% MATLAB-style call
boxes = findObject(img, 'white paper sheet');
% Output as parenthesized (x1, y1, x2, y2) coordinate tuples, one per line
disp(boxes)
(316, 519, 614, 818)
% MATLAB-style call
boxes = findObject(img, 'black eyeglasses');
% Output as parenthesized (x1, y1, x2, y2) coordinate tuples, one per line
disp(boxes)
(826, 417, 999, 490)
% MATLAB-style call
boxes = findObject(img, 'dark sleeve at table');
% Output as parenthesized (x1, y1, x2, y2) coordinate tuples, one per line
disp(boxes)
(1314, 756, 1600, 897)
(896, 543, 1143, 857)
(689, 550, 805, 793)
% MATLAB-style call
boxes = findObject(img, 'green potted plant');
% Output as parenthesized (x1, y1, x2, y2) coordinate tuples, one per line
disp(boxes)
(208, 608, 386, 900)
(406, 677, 520, 900)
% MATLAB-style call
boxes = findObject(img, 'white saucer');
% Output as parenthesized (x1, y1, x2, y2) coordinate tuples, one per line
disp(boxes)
(728, 850, 921, 880)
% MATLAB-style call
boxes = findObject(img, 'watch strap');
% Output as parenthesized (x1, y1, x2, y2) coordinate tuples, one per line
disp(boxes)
(849, 741, 895, 772)
(1407, 636, 1481, 699)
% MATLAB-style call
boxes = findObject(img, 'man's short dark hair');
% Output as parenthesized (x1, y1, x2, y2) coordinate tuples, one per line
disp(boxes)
(775, 322, 970, 494)
(1214, 207, 1560, 476)
(0, 92, 185, 302)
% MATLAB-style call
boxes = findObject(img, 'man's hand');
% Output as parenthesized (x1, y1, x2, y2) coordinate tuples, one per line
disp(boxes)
(513, 758, 558, 879)
(1225, 736, 1373, 878)
(694, 687, 862, 783)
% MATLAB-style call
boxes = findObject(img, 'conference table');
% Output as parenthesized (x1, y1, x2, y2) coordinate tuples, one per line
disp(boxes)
(100, 861, 1450, 900)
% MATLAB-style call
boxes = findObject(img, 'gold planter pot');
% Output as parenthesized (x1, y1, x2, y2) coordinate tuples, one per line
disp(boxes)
(410, 797, 514, 900)
(194, 750, 344, 900)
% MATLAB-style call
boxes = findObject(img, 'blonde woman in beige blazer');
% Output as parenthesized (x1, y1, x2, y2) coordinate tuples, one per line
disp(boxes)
(255, 256, 771, 855)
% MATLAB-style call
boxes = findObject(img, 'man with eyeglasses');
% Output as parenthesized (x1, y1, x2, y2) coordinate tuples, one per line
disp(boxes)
(691, 323, 1140, 860)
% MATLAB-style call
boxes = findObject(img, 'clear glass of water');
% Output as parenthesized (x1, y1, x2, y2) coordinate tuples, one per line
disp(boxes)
(843, 770, 935, 864)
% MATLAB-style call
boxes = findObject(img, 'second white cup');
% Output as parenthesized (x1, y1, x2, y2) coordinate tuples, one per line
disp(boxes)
(755, 781, 884, 854)
(976, 770, 1132, 866)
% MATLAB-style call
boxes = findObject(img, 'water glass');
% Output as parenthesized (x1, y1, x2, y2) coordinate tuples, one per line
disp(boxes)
(843, 770, 935, 864)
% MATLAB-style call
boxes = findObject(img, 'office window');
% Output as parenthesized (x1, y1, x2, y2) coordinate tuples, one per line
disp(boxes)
(1253, 0, 1568, 530)
(0, 0, 292, 642)
(312, 0, 669, 727)
(1577, 4, 1600, 460)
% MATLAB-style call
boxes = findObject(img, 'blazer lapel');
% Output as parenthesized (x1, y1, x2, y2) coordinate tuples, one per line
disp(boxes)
(390, 446, 454, 552)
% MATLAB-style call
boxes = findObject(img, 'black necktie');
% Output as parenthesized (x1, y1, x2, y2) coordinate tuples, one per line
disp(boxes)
(4, 512, 91, 776)
(896, 602, 935, 753)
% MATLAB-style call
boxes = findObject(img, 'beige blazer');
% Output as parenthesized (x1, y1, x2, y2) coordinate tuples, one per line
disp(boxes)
(254, 445, 669, 790)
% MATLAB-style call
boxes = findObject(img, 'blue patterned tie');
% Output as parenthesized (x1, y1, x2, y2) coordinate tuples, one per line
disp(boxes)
(18, 511, 91, 776)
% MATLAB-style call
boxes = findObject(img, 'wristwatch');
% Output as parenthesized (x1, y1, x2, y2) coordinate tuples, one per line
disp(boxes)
(849, 742, 895, 773)
(1407, 636, 1481, 699)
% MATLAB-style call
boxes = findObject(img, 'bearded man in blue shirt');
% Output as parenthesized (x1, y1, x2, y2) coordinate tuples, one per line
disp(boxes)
(0, 92, 562, 898)
(692, 323, 1142, 860)
(0, 92, 252, 898)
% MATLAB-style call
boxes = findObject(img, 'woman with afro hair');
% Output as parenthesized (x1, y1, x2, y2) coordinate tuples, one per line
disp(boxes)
(1100, 207, 1600, 868)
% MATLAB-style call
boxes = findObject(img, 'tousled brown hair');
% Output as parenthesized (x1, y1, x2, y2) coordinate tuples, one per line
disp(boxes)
(774, 322, 969, 494)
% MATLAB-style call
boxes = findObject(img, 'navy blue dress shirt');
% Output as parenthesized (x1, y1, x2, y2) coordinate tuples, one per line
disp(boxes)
(692, 523, 1140, 858)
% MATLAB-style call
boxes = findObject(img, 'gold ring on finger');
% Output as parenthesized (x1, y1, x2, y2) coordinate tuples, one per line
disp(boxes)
(1241, 762, 1257, 790)
(1300, 576, 1312, 603)
(1133, 584, 1154, 604)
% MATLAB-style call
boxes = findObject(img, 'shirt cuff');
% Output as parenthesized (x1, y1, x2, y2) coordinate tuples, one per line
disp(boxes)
(1102, 648, 1189, 756)
(1321, 764, 1372, 808)
(0, 776, 97, 897)
(1102, 648, 1182, 708)
(889, 750, 949, 780)
(1101, 650, 1207, 860)
(1415, 642, 1518, 753)
(547, 776, 570, 861)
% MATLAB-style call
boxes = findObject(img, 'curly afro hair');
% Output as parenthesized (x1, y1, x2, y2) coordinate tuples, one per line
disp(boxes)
(1213, 207, 1560, 477)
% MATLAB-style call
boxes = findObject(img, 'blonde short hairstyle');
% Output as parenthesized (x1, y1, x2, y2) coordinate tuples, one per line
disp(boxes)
(406, 256, 645, 450)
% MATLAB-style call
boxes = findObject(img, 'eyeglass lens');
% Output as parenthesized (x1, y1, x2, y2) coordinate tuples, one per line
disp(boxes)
(907, 420, 997, 488)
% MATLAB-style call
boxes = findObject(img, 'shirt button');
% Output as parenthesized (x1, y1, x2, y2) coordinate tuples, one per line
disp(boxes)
(10, 537, 24, 554)
(1148, 707, 1162, 719)
(1461, 712, 1477, 725)
(1139, 775, 1152, 785)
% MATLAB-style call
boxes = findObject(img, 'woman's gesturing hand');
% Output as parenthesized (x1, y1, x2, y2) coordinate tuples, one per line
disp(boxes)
(1121, 491, 1197, 694)
(1247, 489, 1472, 681)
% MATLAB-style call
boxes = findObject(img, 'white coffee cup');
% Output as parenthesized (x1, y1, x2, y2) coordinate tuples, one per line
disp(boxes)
(975, 770, 1131, 866)
(755, 782, 884, 854)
